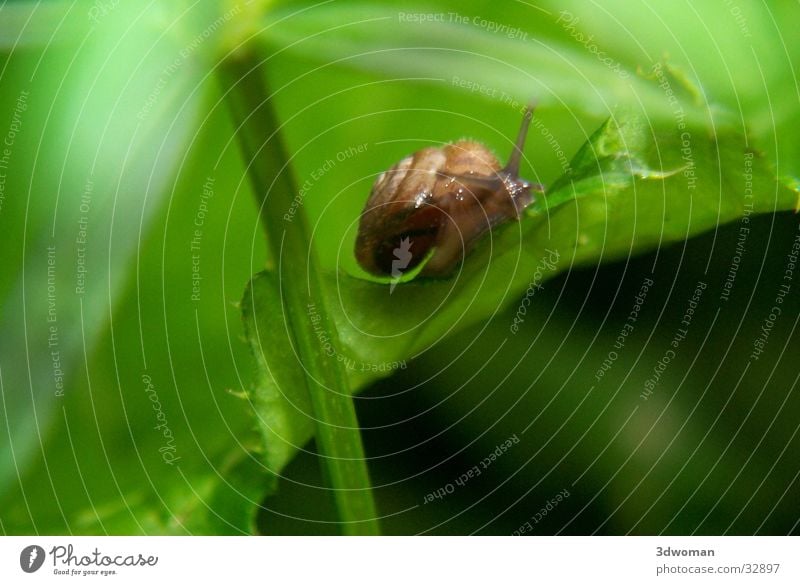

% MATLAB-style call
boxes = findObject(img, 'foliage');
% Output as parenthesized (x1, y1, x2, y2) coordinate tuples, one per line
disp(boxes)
(0, 0, 797, 534)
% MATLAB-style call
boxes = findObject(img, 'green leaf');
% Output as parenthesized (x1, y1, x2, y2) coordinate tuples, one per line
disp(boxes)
(0, 4, 270, 534)
(243, 61, 797, 486)
(551, 0, 800, 181)
(326, 113, 795, 366)
(241, 271, 315, 492)
(4, 0, 797, 535)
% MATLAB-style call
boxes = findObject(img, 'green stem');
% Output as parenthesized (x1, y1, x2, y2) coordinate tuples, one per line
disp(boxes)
(220, 49, 379, 535)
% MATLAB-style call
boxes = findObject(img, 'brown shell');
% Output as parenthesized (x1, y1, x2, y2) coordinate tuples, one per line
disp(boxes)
(355, 108, 539, 278)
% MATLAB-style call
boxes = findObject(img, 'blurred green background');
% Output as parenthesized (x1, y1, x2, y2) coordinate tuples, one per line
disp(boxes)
(0, 0, 798, 535)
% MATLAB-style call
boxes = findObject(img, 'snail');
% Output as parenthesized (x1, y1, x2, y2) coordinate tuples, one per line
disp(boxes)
(355, 105, 544, 278)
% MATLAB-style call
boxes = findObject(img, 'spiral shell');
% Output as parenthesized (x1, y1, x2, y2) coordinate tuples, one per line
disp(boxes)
(355, 106, 541, 278)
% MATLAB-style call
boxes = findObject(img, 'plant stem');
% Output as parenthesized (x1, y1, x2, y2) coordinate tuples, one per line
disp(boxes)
(220, 48, 380, 535)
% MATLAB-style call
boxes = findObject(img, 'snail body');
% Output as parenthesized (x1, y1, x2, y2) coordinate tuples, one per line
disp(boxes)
(355, 105, 543, 278)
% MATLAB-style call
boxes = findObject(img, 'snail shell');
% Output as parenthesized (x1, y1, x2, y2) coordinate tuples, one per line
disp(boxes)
(355, 105, 543, 278)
